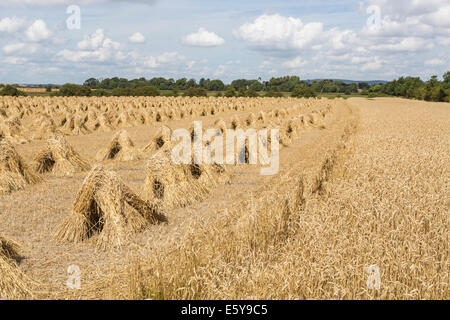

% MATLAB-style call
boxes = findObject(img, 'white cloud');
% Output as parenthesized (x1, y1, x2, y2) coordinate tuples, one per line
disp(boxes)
(373, 37, 434, 52)
(58, 49, 103, 62)
(57, 29, 121, 62)
(77, 29, 105, 50)
(425, 58, 445, 66)
(182, 28, 225, 47)
(0, 16, 25, 33)
(422, 4, 450, 28)
(214, 65, 226, 76)
(361, 60, 382, 71)
(364, 0, 449, 21)
(282, 56, 307, 68)
(233, 5, 449, 80)
(2, 42, 38, 54)
(156, 51, 184, 63)
(351, 56, 372, 64)
(186, 60, 196, 69)
(364, 0, 450, 31)
(3, 43, 25, 54)
(235, 14, 324, 51)
(25, 20, 52, 42)
(129, 32, 145, 43)
(143, 52, 185, 68)
(259, 60, 273, 69)
(3, 56, 28, 64)
(144, 56, 159, 68)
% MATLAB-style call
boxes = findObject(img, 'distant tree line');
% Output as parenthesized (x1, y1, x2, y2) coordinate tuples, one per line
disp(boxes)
(1, 72, 448, 101)
(52, 83, 162, 97)
(368, 72, 450, 102)
(83, 77, 227, 91)
(83, 76, 362, 94)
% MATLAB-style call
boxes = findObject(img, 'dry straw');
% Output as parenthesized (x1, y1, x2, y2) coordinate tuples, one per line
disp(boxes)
(213, 118, 227, 135)
(257, 111, 267, 124)
(230, 115, 241, 130)
(0, 140, 42, 194)
(0, 117, 28, 144)
(34, 136, 91, 176)
(96, 129, 142, 161)
(142, 125, 172, 153)
(245, 112, 256, 127)
(0, 236, 31, 299)
(144, 147, 222, 209)
(55, 164, 167, 249)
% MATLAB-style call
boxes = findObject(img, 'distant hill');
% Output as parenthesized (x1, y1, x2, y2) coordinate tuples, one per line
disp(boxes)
(16, 84, 62, 88)
(306, 79, 388, 85)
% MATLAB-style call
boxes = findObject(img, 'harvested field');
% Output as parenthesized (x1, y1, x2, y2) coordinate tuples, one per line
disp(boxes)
(0, 96, 448, 300)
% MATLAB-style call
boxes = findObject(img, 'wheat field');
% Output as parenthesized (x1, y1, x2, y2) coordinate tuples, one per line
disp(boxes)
(0, 95, 448, 300)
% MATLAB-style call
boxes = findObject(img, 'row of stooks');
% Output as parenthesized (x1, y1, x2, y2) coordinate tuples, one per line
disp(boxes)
(0, 97, 324, 144)
(1, 103, 333, 242)
(0, 103, 333, 299)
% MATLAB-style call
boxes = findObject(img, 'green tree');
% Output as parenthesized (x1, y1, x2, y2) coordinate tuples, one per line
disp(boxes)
(91, 89, 109, 97)
(291, 87, 317, 98)
(175, 78, 188, 90)
(249, 81, 263, 91)
(443, 71, 450, 84)
(0, 85, 26, 96)
(184, 87, 207, 97)
(358, 82, 370, 90)
(84, 78, 100, 88)
(264, 90, 284, 98)
(57, 84, 91, 96)
(224, 86, 236, 97)
(207, 80, 225, 91)
(134, 86, 160, 96)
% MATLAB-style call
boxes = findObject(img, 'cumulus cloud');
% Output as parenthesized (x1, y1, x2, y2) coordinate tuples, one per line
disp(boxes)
(144, 56, 159, 68)
(57, 29, 121, 62)
(361, 60, 382, 71)
(182, 28, 225, 47)
(363, 0, 450, 33)
(77, 29, 106, 50)
(3, 56, 28, 64)
(25, 20, 52, 42)
(157, 51, 184, 63)
(144, 52, 185, 68)
(424, 58, 445, 66)
(0, 16, 25, 33)
(372, 37, 435, 52)
(422, 4, 450, 28)
(282, 56, 307, 69)
(129, 32, 145, 43)
(364, 0, 449, 21)
(234, 4, 450, 79)
(234, 14, 324, 51)
(3, 42, 38, 55)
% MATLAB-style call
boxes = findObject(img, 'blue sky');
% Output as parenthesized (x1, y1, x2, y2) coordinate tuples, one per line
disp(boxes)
(0, 0, 449, 84)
